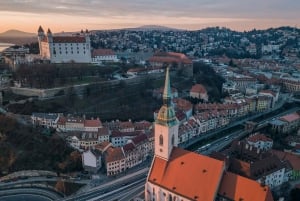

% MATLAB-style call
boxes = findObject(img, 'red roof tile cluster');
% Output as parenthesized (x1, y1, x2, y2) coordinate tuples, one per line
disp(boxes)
(271, 150, 300, 171)
(148, 147, 225, 201)
(53, 36, 86, 43)
(148, 52, 192, 65)
(105, 147, 125, 163)
(131, 133, 148, 145)
(95, 141, 112, 152)
(280, 112, 300, 123)
(259, 90, 277, 97)
(92, 49, 115, 57)
(190, 84, 207, 94)
(111, 130, 142, 138)
(84, 119, 102, 127)
(173, 98, 193, 112)
(247, 133, 273, 143)
(133, 121, 153, 131)
(218, 172, 274, 201)
(123, 142, 135, 152)
(57, 116, 67, 125)
(98, 127, 110, 136)
(119, 121, 134, 130)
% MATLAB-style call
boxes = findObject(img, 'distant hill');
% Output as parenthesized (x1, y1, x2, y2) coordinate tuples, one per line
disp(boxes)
(126, 25, 184, 31)
(0, 29, 35, 38)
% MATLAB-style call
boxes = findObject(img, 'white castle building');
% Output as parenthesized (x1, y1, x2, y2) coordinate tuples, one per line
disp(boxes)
(37, 26, 91, 63)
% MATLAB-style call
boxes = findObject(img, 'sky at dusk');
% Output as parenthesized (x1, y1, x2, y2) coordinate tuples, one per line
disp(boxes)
(0, 0, 300, 33)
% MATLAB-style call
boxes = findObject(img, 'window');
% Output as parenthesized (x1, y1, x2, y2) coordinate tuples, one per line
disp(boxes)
(159, 135, 163, 146)
(171, 135, 174, 145)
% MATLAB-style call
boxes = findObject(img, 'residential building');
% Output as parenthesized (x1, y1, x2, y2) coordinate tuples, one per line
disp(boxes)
(98, 127, 111, 143)
(246, 133, 273, 151)
(227, 141, 291, 189)
(190, 84, 208, 101)
(110, 130, 142, 147)
(148, 52, 193, 77)
(104, 147, 126, 176)
(270, 112, 300, 134)
(91, 49, 119, 65)
(31, 113, 61, 128)
(281, 78, 300, 92)
(82, 149, 102, 173)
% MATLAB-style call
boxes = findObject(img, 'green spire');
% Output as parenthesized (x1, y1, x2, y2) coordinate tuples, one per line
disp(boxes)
(163, 67, 172, 105)
(156, 67, 178, 126)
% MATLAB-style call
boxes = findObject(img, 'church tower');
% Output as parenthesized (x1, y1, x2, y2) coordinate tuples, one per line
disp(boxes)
(37, 25, 45, 56)
(154, 67, 179, 161)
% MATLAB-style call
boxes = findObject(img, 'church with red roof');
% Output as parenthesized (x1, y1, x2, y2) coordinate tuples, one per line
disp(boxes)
(145, 68, 274, 201)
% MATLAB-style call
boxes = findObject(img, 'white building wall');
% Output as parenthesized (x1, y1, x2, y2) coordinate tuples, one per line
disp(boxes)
(258, 168, 285, 189)
(145, 182, 190, 201)
(82, 151, 97, 168)
(50, 42, 91, 63)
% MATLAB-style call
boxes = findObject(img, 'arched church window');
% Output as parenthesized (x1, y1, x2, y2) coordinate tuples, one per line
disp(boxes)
(159, 135, 163, 146)
(171, 135, 174, 145)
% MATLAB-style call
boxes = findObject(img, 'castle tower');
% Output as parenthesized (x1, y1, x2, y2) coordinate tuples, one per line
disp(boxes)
(37, 25, 45, 56)
(154, 67, 179, 161)
(47, 28, 53, 43)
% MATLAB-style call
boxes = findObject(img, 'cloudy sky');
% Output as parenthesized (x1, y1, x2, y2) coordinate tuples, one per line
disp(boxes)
(0, 0, 299, 33)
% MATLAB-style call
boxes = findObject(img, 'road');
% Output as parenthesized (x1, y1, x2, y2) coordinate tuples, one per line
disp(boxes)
(60, 168, 148, 201)
(0, 194, 52, 201)
(0, 188, 61, 201)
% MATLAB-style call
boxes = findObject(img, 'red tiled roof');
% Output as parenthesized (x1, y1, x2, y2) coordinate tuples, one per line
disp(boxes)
(123, 143, 135, 152)
(84, 119, 102, 127)
(148, 147, 225, 201)
(190, 84, 207, 94)
(111, 130, 142, 137)
(218, 172, 274, 201)
(259, 90, 276, 97)
(53, 36, 86, 43)
(271, 150, 300, 171)
(149, 52, 192, 65)
(119, 121, 134, 129)
(92, 49, 115, 57)
(134, 121, 152, 131)
(98, 127, 110, 136)
(95, 141, 111, 152)
(105, 147, 125, 163)
(57, 116, 66, 125)
(280, 113, 300, 123)
(247, 133, 273, 143)
(131, 134, 148, 145)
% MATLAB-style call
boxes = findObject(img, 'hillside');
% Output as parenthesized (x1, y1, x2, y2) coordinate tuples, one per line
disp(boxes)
(0, 30, 35, 38)
(0, 115, 82, 176)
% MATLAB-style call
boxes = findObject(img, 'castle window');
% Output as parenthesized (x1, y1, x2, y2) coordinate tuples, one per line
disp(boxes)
(159, 135, 163, 146)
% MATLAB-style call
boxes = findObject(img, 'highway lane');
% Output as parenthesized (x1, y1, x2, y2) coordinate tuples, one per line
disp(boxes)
(88, 178, 146, 201)
(61, 168, 148, 201)
(0, 194, 52, 201)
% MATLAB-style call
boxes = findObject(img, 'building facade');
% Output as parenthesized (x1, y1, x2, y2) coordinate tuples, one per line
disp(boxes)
(38, 26, 91, 63)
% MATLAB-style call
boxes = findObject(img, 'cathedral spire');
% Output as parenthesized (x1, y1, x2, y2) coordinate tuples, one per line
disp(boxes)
(163, 67, 172, 106)
(156, 67, 178, 127)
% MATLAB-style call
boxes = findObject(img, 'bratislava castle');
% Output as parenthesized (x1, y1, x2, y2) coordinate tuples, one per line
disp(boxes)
(145, 68, 274, 201)
(37, 26, 91, 63)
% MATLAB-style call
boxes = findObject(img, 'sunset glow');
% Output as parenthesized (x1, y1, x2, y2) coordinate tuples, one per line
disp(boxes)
(0, 1, 299, 32)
